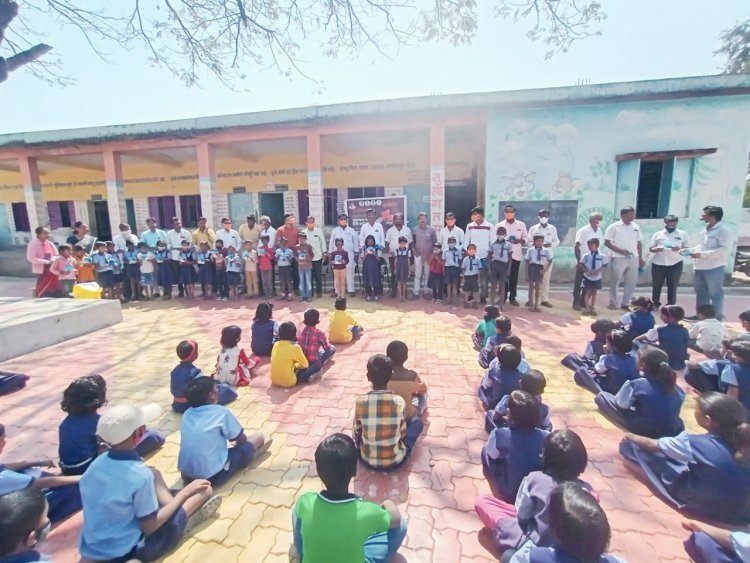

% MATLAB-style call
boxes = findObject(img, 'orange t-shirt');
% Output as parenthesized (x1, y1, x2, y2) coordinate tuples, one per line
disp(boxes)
(75, 258, 96, 282)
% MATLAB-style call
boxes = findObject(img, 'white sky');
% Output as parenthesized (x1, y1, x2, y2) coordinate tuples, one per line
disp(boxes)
(0, 1, 747, 134)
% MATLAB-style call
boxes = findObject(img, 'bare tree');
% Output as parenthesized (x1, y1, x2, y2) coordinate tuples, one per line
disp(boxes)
(716, 18, 750, 74)
(0, 0, 606, 87)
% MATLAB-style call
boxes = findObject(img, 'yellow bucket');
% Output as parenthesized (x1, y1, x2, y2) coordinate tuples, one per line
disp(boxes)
(72, 282, 103, 300)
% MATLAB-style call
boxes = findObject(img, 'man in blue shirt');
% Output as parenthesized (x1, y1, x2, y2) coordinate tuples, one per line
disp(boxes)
(79, 403, 221, 562)
(178, 377, 271, 486)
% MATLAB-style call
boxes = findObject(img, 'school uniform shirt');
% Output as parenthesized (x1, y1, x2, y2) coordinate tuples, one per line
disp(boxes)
(574, 224, 604, 252)
(384, 225, 412, 254)
(139, 228, 167, 249)
(215, 227, 242, 250)
(442, 245, 462, 267)
(650, 228, 688, 267)
(0, 549, 51, 562)
(528, 223, 561, 255)
(329, 310, 360, 344)
(688, 318, 727, 353)
(225, 253, 242, 273)
(90, 252, 114, 273)
(251, 320, 278, 357)
(643, 324, 690, 370)
(178, 404, 243, 478)
(275, 247, 294, 267)
(491, 393, 552, 431)
(593, 352, 639, 394)
(604, 220, 642, 257)
(79, 450, 160, 560)
(0, 465, 35, 494)
(170, 362, 203, 406)
(137, 251, 156, 274)
(620, 310, 655, 339)
(514, 547, 624, 563)
(614, 377, 685, 436)
(692, 221, 732, 271)
(270, 340, 309, 388)
(489, 239, 512, 263)
(583, 338, 606, 361)
(483, 426, 549, 500)
(438, 225, 465, 250)
(496, 220, 528, 261)
(525, 246, 552, 268)
(59, 413, 100, 471)
(720, 362, 750, 415)
(293, 491, 391, 563)
(359, 221, 385, 249)
(328, 225, 359, 254)
(354, 390, 407, 468)
(479, 366, 524, 409)
(580, 250, 609, 281)
(462, 255, 481, 277)
(166, 228, 193, 260)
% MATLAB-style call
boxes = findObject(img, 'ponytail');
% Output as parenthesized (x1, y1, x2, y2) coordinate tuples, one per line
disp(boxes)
(698, 392, 750, 460)
(638, 346, 676, 390)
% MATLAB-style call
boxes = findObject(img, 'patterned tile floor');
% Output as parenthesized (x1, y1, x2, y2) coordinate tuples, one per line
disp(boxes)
(0, 280, 745, 562)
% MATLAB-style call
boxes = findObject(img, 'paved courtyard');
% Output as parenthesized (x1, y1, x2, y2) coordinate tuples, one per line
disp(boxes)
(0, 280, 746, 563)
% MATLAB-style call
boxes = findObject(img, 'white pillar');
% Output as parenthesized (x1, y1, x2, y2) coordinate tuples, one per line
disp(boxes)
(430, 125, 446, 230)
(103, 150, 126, 235)
(19, 156, 49, 232)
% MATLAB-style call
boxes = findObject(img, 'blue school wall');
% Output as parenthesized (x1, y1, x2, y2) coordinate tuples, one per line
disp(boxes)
(484, 94, 750, 281)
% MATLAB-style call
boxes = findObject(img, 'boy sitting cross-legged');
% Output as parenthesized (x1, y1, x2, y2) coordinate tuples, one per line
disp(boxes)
(354, 354, 424, 470)
(292, 433, 408, 563)
(178, 377, 271, 487)
(79, 403, 221, 563)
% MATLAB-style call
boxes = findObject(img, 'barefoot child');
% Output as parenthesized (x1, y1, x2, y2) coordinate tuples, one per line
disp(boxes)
(214, 325, 254, 387)
(329, 297, 363, 344)
(170, 340, 237, 413)
(271, 322, 321, 387)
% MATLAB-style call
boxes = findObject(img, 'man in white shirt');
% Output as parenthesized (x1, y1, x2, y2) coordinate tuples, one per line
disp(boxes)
(686, 205, 732, 321)
(438, 212, 465, 250)
(259, 216, 277, 248)
(384, 213, 413, 298)
(496, 204, 528, 306)
(166, 217, 193, 297)
(648, 214, 688, 309)
(572, 212, 604, 310)
(604, 206, 644, 310)
(465, 206, 494, 303)
(302, 216, 327, 298)
(359, 208, 385, 250)
(328, 213, 360, 296)
(527, 209, 560, 307)
(215, 217, 242, 250)
(113, 223, 140, 301)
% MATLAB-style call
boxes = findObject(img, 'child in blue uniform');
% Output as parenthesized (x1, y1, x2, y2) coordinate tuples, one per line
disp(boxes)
(686, 339, 750, 418)
(479, 315, 512, 369)
(155, 240, 174, 300)
(196, 241, 214, 300)
(510, 482, 624, 563)
(475, 429, 592, 558)
(0, 488, 51, 563)
(462, 243, 482, 309)
(620, 392, 750, 522)
(177, 240, 196, 299)
(250, 302, 278, 357)
(682, 520, 750, 563)
(361, 235, 382, 301)
(473, 304, 500, 350)
(572, 329, 638, 395)
(561, 319, 616, 375)
(479, 344, 524, 411)
(170, 340, 237, 413)
(617, 296, 655, 339)
(0, 371, 28, 396)
(636, 305, 690, 372)
(122, 240, 141, 302)
(58, 375, 164, 475)
(178, 377, 271, 487)
(486, 369, 552, 433)
(595, 346, 684, 438)
(481, 390, 550, 502)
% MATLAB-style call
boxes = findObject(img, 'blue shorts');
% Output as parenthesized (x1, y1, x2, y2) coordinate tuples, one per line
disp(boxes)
(582, 277, 602, 290)
(113, 507, 187, 563)
(227, 271, 242, 287)
(140, 272, 155, 287)
(98, 270, 115, 288)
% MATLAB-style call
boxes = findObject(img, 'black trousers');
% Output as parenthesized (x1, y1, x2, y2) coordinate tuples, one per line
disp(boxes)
(572, 267, 584, 307)
(169, 261, 184, 296)
(651, 262, 683, 307)
(505, 259, 521, 300)
(291, 261, 300, 292)
(312, 260, 323, 297)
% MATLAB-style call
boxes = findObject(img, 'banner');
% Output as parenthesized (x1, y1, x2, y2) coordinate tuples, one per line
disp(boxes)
(346, 196, 407, 234)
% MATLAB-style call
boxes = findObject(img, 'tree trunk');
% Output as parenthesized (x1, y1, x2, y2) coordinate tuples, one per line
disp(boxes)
(0, 44, 52, 83)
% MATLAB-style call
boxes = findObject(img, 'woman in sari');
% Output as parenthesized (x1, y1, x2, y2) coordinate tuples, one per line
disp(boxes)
(27, 227, 60, 297)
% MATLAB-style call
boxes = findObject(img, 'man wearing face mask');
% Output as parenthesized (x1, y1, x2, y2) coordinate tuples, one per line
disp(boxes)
(113, 223, 140, 301)
(496, 205, 528, 306)
(649, 214, 688, 309)
(328, 214, 360, 296)
(527, 209, 560, 307)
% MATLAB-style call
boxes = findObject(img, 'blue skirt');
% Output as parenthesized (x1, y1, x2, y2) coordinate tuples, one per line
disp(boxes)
(179, 264, 196, 284)
(157, 262, 175, 287)
(198, 263, 214, 285)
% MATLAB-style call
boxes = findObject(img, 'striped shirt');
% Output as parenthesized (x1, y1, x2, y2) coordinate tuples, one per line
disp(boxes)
(354, 390, 406, 468)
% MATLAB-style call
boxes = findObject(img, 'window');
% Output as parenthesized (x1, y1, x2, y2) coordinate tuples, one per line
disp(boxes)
(126, 199, 137, 229)
(347, 187, 385, 200)
(47, 201, 76, 229)
(179, 195, 202, 228)
(12, 202, 30, 231)
(147, 196, 176, 229)
(635, 160, 671, 220)
(297, 190, 310, 222)
(324, 188, 339, 226)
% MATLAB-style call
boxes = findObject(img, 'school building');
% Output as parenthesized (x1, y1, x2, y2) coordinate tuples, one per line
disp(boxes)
(1, 74, 749, 278)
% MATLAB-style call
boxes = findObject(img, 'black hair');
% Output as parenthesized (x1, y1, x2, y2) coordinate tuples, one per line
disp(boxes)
(696, 304, 716, 319)
(283, 213, 294, 221)
(494, 315, 512, 334)
(587, 237, 600, 247)
(505, 335, 522, 351)
(278, 321, 297, 342)
(471, 206, 484, 216)
(504, 204, 515, 212)
(496, 226, 507, 234)
(334, 237, 344, 245)
(740, 310, 750, 323)
(220, 325, 242, 349)
(34, 226, 46, 236)
(507, 390, 540, 429)
(315, 433, 358, 492)
(253, 302, 273, 323)
(364, 235, 375, 246)
(664, 214, 679, 223)
(58, 243, 72, 253)
(660, 304, 685, 323)
(185, 376, 216, 408)
(466, 243, 476, 250)
(620, 205, 635, 215)
(697, 392, 750, 460)
(483, 305, 500, 322)
(630, 296, 654, 312)
(61, 375, 107, 415)
(496, 344, 522, 370)
(176, 339, 198, 361)
(532, 234, 545, 241)
(335, 297, 347, 311)
(303, 309, 320, 326)
(549, 482, 610, 560)
(638, 345, 676, 390)
(366, 354, 393, 387)
(0, 423, 4, 438)
(73, 244, 85, 252)
(278, 237, 288, 244)
(386, 340, 408, 367)
(520, 369, 546, 396)
(608, 329, 633, 355)
(730, 339, 750, 363)
(590, 319, 616, 339)
(126, 240, 135, 247)
(337, 214, 348, 220)
(703, 205, 724, 221)
(137, 242, 148, 249)
(94, 241, 106, 250)
(397, 236, 407, 243)
(542, 429, 588, 482)
(0, 488, 47, 557)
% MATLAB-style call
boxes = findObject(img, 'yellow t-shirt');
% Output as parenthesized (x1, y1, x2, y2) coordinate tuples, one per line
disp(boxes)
(270, 340, 309, 388)
(329, 310, 360, 344)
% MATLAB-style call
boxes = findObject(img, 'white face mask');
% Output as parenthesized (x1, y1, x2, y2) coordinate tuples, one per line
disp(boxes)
(539, 217, 549, 225)
(122, 230, 131, 237)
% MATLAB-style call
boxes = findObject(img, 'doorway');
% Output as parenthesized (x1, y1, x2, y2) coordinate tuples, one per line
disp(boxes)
(260, 192, 285, 227)
(445, 181, 479, 230)
(89, 200, 112, 241)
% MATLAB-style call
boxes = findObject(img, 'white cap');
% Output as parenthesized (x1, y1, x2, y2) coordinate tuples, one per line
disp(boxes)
(96, 403, 161, 446)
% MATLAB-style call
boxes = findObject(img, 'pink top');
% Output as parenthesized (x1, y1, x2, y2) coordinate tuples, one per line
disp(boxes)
(50, 255, 77, 280)
(26, 238, 58, 275)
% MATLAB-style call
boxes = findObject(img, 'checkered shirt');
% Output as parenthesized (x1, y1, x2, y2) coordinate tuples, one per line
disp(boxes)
(354, 390, 407, 467)
(298, 326, 332, 363)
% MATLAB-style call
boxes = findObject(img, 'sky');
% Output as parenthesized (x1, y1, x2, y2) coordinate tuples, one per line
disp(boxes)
(0, 1, 748, 134)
